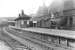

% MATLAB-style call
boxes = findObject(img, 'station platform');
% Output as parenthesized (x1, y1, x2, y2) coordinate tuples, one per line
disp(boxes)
(9, 26, 75, 39)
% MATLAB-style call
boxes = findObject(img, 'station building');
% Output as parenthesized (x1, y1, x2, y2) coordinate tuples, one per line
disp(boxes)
(14, 10, 31, 28)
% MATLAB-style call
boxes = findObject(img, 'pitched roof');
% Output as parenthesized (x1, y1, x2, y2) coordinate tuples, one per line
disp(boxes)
(15, 14, 31, 21)
(30, 17, 42, 21)
(30, 15, 50, 21)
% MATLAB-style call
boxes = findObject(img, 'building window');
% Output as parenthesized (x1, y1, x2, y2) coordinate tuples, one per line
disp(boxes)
(21, 20, 24, 25)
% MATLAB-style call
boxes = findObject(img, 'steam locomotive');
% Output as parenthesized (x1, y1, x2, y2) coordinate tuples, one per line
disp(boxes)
(50, 15, 73, 29)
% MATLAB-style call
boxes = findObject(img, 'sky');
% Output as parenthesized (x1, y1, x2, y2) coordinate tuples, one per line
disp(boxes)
(0, 0, 54, 17)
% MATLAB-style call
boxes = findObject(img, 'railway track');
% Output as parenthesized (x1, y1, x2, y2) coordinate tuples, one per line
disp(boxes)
(1, 27, 31, 50)
(4, 27, 52, 50)
(0, 25, 30, 50)
(4, 26, 73, 50)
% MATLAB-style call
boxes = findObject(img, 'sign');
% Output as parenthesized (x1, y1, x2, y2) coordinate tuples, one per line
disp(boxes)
(33, 21, 37, 23)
